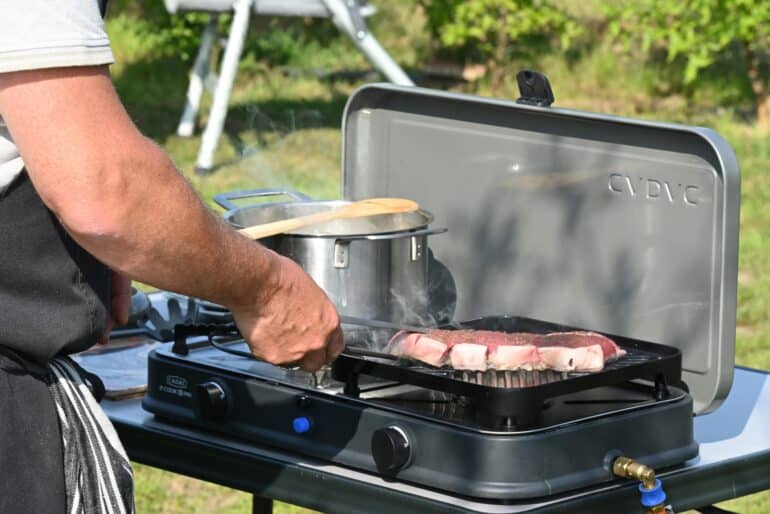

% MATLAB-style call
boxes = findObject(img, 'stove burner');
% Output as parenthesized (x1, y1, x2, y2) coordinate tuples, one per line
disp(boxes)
(167, 316, 682, 430)
(143, 324, 697, 500)
(115, 295, 236, 342)
(454, 369, 568, 388)
(334, 316, 683, 429)
(193, 299, 233, 324)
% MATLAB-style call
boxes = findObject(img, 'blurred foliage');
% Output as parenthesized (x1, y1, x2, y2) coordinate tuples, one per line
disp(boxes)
(419, 0, 579, 56)
(607, 0, 770, 125)
(607, 0, 770, 83)
(241, 18, 344, 68)
(104, 0, 770, 127)
(105, 0, 384, 69)
(107, 0, 220, 61)
(417, 0, 580, 84)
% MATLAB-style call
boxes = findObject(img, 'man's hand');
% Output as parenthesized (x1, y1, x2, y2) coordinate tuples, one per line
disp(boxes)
(98, 271, 131, 345)
(231, 253, 344, 371)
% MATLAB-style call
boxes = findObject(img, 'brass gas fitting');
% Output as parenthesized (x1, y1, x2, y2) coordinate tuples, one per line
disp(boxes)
(612, 456, 672, 513)
(612, 456, 657, 490)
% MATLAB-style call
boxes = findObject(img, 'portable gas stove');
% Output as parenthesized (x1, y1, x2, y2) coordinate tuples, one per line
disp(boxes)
(142, 79, 739, 504)
(142, 301, 697, 500)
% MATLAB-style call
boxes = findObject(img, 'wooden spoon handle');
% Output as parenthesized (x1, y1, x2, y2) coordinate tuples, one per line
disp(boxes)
(238, 208, 347, 239)
(237, 197, 419, 240)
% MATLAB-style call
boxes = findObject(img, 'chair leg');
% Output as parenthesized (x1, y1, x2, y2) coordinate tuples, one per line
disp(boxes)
(177, 16, 219, 137)
(321, 0, 413, 86)
(195, 0, 253, 174)
(353, 33, 414, 86)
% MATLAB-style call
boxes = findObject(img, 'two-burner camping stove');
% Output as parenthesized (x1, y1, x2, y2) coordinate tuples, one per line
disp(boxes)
(144, 77, 739, 502)
(142, 301, 697, 500)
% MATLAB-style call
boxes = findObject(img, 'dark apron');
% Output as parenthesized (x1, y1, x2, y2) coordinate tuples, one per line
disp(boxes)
(0, 171, 110, 364)
(0, 170, 111, 512)
(0, 349, 67, 514)
(0, 0, 112, 365)
(1, 4, 112, 509)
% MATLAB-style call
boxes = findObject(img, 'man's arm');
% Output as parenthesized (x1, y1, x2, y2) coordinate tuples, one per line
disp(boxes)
(0, 66, 343, 370)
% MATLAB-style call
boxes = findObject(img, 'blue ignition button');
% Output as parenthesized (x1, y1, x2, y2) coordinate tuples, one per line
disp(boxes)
(292, 416, 312, 434)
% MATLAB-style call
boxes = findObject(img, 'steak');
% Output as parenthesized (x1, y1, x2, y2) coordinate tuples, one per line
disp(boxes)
(488, 344, 541, 371)
(536, 332, 624, 360)
(389, 331, 448, 367)
(387, 329, 625, 372)
(449, 343, 489, 371)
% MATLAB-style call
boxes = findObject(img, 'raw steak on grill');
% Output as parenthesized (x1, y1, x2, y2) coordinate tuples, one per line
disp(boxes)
(387, 329, 625, 372)
(388, 331, 449, 367)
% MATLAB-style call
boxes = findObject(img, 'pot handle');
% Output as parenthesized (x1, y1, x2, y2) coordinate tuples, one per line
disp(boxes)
(213, 188, 313, 211)
(335, 227, 448, 242)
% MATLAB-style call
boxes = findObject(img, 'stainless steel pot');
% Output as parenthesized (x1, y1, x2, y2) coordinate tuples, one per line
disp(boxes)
(214, 188, 446, 328)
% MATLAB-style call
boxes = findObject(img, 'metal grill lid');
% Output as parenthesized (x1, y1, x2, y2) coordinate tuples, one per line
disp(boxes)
(341, 83, 740, 414)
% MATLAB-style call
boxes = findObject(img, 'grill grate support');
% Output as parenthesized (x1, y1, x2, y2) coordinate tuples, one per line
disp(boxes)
(332, 316, 683, 429)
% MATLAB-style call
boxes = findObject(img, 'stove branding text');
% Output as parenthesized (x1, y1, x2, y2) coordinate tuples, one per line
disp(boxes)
(159, 375, 192, 399)
(608, 173, 699, 206)
(166, 375, 188, 389)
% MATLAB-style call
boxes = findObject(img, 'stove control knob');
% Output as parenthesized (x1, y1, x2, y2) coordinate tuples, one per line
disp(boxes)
(292, 416, 312, 434)
(193, 381, 229, 421)
(371, 426, 411, 472)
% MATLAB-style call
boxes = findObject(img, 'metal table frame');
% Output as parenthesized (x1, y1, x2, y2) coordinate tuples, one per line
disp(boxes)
(165, 0, 413, 173)
(104, 366, 770, 513)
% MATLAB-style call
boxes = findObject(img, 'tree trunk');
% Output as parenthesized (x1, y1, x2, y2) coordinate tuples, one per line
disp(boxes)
(758, 95, 770, 132)
(489, 8, 509, 89)
(742, 42, 769, 130)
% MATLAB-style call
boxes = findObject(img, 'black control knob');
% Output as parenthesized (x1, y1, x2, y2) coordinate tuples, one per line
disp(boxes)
(371, 426, 411, 472)
(193, 381, 229, 420)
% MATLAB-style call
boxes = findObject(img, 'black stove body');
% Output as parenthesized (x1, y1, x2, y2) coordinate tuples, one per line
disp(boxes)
(141, 80, 741, 502)
(142, 314, 697, 500)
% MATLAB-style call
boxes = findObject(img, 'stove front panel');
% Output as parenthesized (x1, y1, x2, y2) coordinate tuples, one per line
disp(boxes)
(143, 349, 698, 500)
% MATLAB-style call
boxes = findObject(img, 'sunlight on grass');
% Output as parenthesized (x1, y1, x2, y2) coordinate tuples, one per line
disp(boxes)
(132, 464, 318, 514)
(106, 0, 770, 511)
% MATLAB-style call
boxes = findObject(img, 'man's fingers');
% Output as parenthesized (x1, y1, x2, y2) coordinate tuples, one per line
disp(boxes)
(98, 318, 114, 345)
(111, 272, 131, 326)
(298, 349, 327, 372)
(100, 272, 131, 345)
(326, 326, 345, 363)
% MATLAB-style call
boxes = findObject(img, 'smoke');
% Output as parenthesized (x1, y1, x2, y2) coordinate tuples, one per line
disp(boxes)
(389, 269, 456, 327)
(389, 287, 433, 327)
(350, 252, 458, 350)
(217, 105, 460, 351)
(222, 103, 330, 197)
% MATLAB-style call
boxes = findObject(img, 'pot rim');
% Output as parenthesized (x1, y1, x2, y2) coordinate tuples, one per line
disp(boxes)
(223, 199, 435, 237)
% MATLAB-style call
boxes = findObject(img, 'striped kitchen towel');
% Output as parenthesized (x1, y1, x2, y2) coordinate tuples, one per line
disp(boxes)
(47, 357, 135, 514)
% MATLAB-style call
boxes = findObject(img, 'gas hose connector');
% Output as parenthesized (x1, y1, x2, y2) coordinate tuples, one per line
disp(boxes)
(612, 456, 673, 514)
(638, 479, 666, 508)
(612, 456, 657, 489)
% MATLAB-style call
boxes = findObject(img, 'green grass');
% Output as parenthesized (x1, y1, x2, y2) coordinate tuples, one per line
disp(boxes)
(132, 464, 318, 514)
(105, 1, 770, 511)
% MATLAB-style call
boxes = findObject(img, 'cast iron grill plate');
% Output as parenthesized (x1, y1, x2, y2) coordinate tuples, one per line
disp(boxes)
(332, 315, 683, 428)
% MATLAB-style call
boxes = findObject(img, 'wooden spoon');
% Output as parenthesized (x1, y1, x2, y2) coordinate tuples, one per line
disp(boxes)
(237, 198, 419, 240)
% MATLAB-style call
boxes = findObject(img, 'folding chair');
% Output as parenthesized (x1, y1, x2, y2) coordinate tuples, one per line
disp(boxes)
(163, 0, 414, 173)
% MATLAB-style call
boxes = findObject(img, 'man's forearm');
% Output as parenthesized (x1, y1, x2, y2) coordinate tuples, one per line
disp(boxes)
(0, 67, 278, 311)
(63, 140, 278, 310)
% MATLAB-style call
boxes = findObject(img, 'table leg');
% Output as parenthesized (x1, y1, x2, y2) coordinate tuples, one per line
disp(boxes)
(252, 495, 273, 514)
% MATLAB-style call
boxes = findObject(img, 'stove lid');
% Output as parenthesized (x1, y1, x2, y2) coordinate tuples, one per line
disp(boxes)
(341, 83, 740, 414)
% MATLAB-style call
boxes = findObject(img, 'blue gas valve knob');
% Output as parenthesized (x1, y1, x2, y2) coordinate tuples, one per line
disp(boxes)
(292, 416, 312, 434)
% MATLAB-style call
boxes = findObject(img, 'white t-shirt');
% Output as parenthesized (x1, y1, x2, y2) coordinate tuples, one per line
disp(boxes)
(0, 0, 114, 192)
